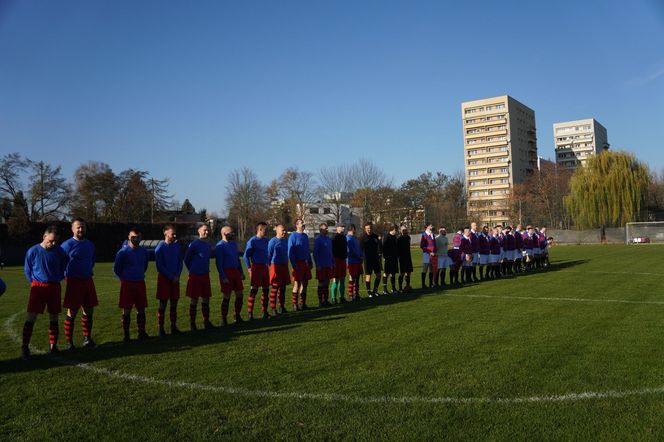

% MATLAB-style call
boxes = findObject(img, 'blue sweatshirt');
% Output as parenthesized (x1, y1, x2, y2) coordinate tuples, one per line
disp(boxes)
(243, 235, 269, 268)
(288, 232, 312, 268)
(155, 240, 183, 280)
(24, 244, 68, 283)
(113, 246, 148, 281)
(268, 237, 289, 265)
(184, 239, 211, 275)
(215, 240, 243, 279)
(313, 235, 333, 268)
(346, 234, 363, 264)
(61, 237, 95, 279)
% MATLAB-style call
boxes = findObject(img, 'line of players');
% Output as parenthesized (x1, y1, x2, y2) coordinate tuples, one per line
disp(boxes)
(19, 218, 550, 361)
(419, 221, 551, 288)
(19, 218, 374, 360)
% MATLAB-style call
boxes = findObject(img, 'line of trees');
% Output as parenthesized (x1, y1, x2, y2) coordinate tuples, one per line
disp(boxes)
(225, 159, 470, 240)
(4, 149, 661, 242)
(0, 153, 192, 240)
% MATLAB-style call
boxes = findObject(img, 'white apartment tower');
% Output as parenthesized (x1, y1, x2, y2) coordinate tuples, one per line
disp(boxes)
(553, 118, 609, 169)
(461, 95, 538, 225)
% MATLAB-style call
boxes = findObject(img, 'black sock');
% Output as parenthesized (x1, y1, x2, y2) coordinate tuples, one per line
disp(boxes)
(373, 276, 380, 293)
(390, 275, 396, 291)
(421, 272, 426, 288)
(398, 274, 404, 290)
(405, 274, 411, 287)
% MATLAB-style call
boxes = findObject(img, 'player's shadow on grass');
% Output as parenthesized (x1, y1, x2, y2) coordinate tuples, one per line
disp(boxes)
(0, 291, 428, 374)
(0, 259, 587, 374)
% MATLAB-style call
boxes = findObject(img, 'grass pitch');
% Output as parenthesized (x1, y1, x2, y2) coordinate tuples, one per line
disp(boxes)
(1, 245, 664, 440)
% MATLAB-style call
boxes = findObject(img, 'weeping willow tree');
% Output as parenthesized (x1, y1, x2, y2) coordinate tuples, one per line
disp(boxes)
(564, 151, 650, 229)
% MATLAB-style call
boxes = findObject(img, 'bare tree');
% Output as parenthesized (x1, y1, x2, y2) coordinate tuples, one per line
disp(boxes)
(28, 160, 72, 221)
(348, 158, 391, 190)
(0, 152, 30, 218)
(71, 161, 119, 222)
(441, 170, 469, 230)
(226, 167, 266, 241)
(279, 167, 317, 225)
(148, 177, 174, 223)
(317, 164, 353, 223)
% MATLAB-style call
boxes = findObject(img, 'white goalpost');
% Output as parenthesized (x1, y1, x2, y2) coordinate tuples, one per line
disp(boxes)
(625, 222, 664, 244)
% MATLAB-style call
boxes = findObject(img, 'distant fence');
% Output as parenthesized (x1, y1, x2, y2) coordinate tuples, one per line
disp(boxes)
(0, 222, 202, 266)
(547, 228, 624, 244)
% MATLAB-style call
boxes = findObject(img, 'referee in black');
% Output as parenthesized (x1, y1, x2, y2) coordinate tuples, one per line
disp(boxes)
(360, 222, 382, 297)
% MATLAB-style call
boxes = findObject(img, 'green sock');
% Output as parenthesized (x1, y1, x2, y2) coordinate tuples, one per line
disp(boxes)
(330, 281, 338, 300)
(339, 280, 345, 298)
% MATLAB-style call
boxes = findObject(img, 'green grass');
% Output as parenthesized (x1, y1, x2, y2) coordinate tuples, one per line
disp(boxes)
(2, 245, 664, 440)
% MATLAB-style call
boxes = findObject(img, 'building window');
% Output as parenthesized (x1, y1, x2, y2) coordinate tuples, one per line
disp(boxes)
(323, 208, 331, 214)
(309, 208, 319, 214)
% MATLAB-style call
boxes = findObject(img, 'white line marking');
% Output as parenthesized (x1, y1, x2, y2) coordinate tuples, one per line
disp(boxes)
(4, 313, 664, 405)
(562, 269, 662, 277)
(445, 293, 664, 306)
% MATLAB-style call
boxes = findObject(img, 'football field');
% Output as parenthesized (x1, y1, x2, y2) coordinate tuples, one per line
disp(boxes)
(1, 245, 664, 440)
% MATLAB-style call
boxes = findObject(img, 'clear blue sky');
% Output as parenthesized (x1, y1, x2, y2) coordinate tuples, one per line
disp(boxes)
(1, 0, 663, 215)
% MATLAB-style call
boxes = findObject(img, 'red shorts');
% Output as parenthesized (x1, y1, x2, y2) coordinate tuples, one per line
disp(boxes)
(316, 266, 334, 281)
(220, 268, 244, 294)
(156, 273, 180, 301)
(63, 277, 98, 309)
(292, 260, 312, 282)
(333, 258, 346, 278)
(186, 273, 212, 299)
(27, 281, 62, 314)
(249, 263, 269, 288)
(347, 263, 363, 278)
(269, 264, 290, 286)
(118, 280, 148, 310)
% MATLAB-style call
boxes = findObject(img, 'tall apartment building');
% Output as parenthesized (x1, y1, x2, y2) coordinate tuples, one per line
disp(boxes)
(553, 118, 609, 169)
(461, 95, 538, 225)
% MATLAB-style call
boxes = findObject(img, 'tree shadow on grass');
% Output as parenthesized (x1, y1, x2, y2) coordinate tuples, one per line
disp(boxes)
(0, 258, 588, 374)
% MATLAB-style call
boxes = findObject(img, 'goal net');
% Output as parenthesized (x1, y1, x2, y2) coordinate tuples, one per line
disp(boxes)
(625, 222, 664, 244)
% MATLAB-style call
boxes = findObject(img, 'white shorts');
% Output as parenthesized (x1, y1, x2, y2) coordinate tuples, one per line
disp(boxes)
(422, 253, 431, 264)
(526, 249, 534, 257)
(489, 254, 501, 264)
(514, 249, 522, 260)
(479, 254, 490, 265)
(541, 246, 548, 255)
(472, 252, 480, 264)
(437, 255, 452, 269)
(533, 247, 541, 256)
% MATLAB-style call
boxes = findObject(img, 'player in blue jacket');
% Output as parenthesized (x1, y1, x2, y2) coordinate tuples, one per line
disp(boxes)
(313, 223, 334, 307)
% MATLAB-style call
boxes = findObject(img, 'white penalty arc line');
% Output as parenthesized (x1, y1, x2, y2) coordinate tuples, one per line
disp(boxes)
(4, 314, 664, 405)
